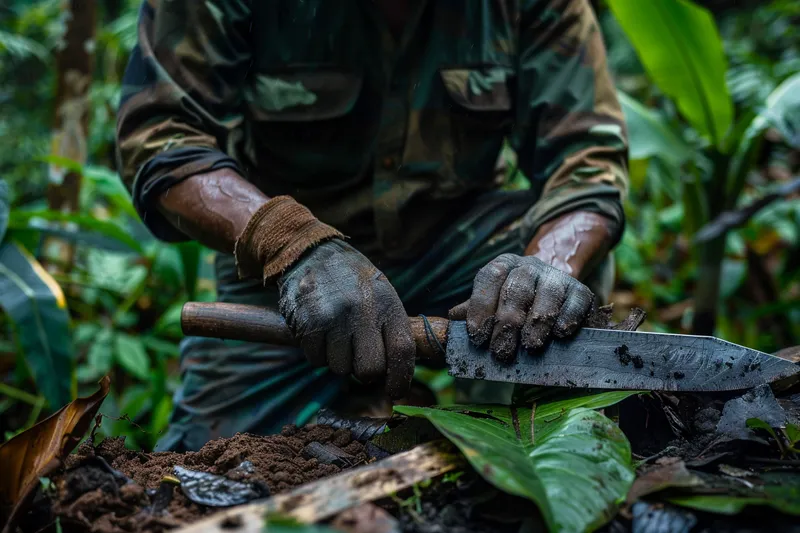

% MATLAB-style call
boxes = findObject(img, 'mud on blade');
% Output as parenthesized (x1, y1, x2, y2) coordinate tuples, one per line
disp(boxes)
(445, 323, 800, 392)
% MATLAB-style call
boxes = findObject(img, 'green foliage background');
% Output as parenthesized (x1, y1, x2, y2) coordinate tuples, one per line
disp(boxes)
(0, 0, 798, 449)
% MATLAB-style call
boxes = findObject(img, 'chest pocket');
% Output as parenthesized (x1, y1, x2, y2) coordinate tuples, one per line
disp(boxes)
(439, 67, 514, 189)
(244, 67, 374, 188)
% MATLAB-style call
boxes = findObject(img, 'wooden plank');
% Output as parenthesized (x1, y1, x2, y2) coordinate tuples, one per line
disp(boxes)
(173, 440, 462, 533)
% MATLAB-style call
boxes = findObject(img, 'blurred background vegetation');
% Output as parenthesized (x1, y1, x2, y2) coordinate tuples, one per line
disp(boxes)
(0, 0, 798, 450)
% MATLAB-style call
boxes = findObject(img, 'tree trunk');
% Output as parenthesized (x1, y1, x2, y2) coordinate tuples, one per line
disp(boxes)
(44, 0, 96, 271)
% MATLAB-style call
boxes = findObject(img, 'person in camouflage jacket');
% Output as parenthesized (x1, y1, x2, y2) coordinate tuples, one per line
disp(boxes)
(117, 0, 629, 452)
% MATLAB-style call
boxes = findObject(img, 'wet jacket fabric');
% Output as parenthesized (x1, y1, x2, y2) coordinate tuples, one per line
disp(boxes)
(117, 0, 629, 261)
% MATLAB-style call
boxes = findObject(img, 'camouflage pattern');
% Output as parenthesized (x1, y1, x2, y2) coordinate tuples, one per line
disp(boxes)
(157, 191, 615, 452)
(118, 0, 628, 451)
(117, 0, 628, 260)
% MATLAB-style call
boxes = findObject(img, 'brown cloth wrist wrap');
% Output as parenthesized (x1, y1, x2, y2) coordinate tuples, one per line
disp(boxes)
(234, 196, 344, 283)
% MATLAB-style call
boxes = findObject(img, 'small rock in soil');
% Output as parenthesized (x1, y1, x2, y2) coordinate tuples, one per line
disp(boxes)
(225, 460, 255, 481)
(716, 384, 787, 442)
(302, 441, 357, 468)
(172, 465, 269, 507)
(692, 407, 721, 434)
(317, 408, 390, 442)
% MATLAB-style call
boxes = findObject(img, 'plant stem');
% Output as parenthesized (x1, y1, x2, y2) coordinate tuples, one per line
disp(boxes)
(24, 397, 45, 428)
(692, 235, 726, 335)
(0, 382, 43, 405)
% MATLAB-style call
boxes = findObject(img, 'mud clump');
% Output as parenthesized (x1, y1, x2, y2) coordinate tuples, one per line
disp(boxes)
(616, 345, 632, 365)
(38, 425, 367, 533)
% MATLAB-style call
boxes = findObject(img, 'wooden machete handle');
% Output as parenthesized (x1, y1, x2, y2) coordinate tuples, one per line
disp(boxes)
(181, 302, 449, 367)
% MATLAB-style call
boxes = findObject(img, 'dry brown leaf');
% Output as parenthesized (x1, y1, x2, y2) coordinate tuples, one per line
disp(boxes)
(0, 376, 110, 531)
(626, 457, 704, 505)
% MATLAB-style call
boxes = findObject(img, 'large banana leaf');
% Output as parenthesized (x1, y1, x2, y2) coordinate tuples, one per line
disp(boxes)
(395, 391, 639, 533)
(607, 0, 733, 149)
(726, 72, 800, 202)
(619, 91, 692, 167)
(0, 240, 74, 408)
(7, 209, 142, 253)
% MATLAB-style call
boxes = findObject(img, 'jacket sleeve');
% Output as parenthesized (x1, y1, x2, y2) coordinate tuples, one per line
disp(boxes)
(513, 0, 629, 245)
(116, 0, 252, 241)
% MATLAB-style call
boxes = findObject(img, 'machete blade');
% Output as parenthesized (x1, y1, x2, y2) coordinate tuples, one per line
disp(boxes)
(445, 322, 800, 392)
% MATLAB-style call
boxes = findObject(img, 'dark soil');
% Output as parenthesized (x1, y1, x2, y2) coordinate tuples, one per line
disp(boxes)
(392, 472, 540, 533)
(17, 422, 538, 533)
(19, 425, 368, 533)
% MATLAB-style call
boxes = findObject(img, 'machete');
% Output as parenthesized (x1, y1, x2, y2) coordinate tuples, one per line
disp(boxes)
(180, 302, 800, 393)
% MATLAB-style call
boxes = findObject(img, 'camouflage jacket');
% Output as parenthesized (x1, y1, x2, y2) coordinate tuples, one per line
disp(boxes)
(117, 0, 628, 261)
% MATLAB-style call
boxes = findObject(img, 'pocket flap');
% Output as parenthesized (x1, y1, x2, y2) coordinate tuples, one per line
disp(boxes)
(247, 68, 363, 122)
(440, 67, 513, 112)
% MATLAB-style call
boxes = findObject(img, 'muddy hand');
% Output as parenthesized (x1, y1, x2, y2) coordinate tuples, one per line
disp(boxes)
(449, 254, 594, 362)
(278, 239, 415, 399)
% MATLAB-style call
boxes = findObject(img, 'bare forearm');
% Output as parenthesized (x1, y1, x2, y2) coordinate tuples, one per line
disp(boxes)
(524, 211, 615, 281)
(156, 169, 270, 254)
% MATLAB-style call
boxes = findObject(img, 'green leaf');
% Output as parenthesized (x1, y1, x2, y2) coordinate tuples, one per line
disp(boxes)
(0, 180, 9, 241)
(727, 73, 800, 202)
(669, 472, 800, 516)
(720, 259, 747, 298)
(618, 91, 691, 167)
(150, 396, 172, 436)
(607, 0, 733, 148)
(0, 241, 74, 408)
(395, 392, 638, 533)
(763, 72, 800, 148)
(746, 417, 781, 442)
(176, 241, 201, 300)
(786, 424, 800, 448)
(114, 333, 150, 381)
(84, 328, 114, 381)
(8, 227, 138, 254)
(7, 210, 142, 253)
(119, 384, 151, 419)
(153, 303, 183, 337)
(0, 29, 48, 60)
(72, 323, 99, 346)
(82, 165, 137, 218)
(141, 336, 180, 357)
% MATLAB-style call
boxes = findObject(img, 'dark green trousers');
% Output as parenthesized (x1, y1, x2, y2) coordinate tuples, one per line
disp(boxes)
(156, 191, 614, 451)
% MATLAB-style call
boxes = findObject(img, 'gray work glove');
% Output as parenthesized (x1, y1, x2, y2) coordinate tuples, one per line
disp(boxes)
(277, 239, 415, 399)
(450, 254, 595, 362)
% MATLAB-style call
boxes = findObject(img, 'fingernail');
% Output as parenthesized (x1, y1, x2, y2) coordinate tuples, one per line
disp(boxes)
(469, 317, 494, 346)
(553, 320, 577, 338)
(491, 328, 518, 363)
(523, 323, 550, 352)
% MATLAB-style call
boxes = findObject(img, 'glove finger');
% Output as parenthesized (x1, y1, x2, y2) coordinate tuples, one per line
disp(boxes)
(490, 265, 538, 363)
(326, 328, 354, 376)
(466, 254, 519, 346)
(383, 317, 416, 400)
(553, 284, 594, 338)
(351, 324, 386, 385)
(299, 329, 327, 368)
(522, 271, 568, 351)
(448, 300, 469, 321)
